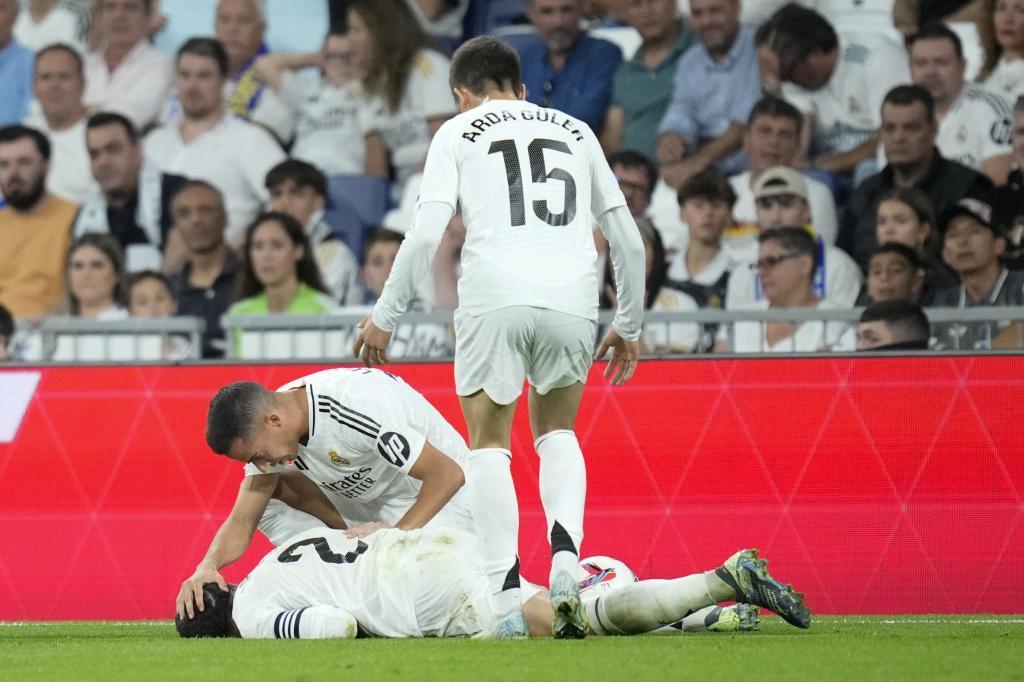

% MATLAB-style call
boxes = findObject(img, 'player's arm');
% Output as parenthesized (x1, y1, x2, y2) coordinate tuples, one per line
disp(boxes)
(236, 604, 359, 639)
(175, 473, 278, 619)
(275, 468, 347, 530)
(393, 441, 465, 531)
(354, 199, 455, 365)
(594, 204, 647, 384)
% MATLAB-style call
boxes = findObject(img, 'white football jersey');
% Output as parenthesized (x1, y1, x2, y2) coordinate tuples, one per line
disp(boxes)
(417, 98, 626, 320)
(935, 83, 1013, 172)
(784, 34, 910, 156)
(232, 527, 493, 638)
(244, 368, 472, 528)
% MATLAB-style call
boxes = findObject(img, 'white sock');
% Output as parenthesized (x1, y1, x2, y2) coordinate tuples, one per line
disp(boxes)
(467, 448, 521, 619)
(678, 605, 724, 632)
(536, 430, 585, 583)
(584, 576, 717, 636)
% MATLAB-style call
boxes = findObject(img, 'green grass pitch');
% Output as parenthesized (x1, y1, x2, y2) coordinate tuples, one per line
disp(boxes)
(3, 616, 1022, 682)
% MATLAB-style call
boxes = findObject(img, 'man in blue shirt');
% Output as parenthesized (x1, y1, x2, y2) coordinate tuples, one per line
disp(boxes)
(0, 0, 35, 126)
(507, 0, 622, 133)
(656, 0, 759, 190)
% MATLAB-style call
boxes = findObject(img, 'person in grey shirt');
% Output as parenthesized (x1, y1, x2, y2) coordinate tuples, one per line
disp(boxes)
(931, 195, 1024, 349)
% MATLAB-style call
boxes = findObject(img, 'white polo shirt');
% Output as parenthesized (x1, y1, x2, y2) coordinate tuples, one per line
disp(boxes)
(84, 40, 174, 131)
(143, 114, 286, 245)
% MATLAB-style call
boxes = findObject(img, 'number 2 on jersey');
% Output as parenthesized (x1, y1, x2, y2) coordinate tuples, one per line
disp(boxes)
(488, 138, 578, 227)
(277, 537, 368, 565)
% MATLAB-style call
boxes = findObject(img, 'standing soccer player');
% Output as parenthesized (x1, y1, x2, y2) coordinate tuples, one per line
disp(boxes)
(354, 37, 646, 639)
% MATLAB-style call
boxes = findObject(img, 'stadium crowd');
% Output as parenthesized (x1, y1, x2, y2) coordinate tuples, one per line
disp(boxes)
(0, 0, 1021, 359)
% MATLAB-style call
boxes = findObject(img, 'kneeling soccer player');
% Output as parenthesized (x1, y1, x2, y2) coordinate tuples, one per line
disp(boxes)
(175, 527, 811, 639)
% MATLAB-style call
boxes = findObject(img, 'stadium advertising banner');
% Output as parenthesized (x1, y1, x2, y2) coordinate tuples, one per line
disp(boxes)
(0, 358, 1020, 620)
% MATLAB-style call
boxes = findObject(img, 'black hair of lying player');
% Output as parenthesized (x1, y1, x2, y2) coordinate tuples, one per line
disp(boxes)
(175, 583, 239, 638)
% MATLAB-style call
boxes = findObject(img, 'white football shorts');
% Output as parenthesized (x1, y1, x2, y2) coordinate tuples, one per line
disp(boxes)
(453, 306, 597, 405)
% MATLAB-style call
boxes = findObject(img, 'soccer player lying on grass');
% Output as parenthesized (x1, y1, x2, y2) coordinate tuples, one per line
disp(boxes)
(178, 367, 508, 623)
(175, 527, 811, 639)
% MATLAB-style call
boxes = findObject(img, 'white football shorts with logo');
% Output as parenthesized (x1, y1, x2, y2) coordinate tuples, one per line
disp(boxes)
(454, 306, 597, 405)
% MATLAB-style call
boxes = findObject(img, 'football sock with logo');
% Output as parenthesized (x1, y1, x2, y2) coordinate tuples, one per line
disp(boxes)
(468, 447, 522, 619)
(584, 574, 725, 636)
(536, 429, 586, 582)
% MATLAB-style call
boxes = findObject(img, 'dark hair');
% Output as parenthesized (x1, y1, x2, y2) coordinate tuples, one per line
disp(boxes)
(0, 303, 13, 340)
(177, 37, 230, 77)
(126, 269, 173, 296)
(868, 242, 924, 270)
(909, 22, 964, 60)
(174, 583, 238, 638)
(265, 159, 328, 199)
(0, 125, 51, 161)
(362, 227, 405, 261)
(877, 187, 939, 259)
(35, 43, 84, 78)
(450, 36, 522, 97)
(98, 0, 154, 11)
(86, 111, 139, 144)
(755, 4, 838, 76)
(759, 226, 820, 271)
(677, 169, 737, 208)
(600, 222, 665, 310)
(64, 233, 127, 316)
(748, 95, 803, 133)
(608, 150, 657, 200)
(173, 178, 225, 206)
(350, 0, 431, 112)
(859, 299, 931, 349)
(882, 84, 936, 124)
(236, 212, 328, 300)
(206, 381, 273, 454)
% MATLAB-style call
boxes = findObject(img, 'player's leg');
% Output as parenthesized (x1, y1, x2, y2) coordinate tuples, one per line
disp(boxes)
(527, 311, 597, 639)
(583, 573, 734, 636)
(453, 308, 531, 637)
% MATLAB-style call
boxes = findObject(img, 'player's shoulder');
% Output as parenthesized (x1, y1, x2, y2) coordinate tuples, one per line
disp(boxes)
(277, 367, 355, 393)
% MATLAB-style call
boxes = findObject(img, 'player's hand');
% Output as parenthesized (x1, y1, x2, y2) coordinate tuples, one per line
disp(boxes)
(595, 328, 640, 386)
(176, 565, 228, 620)
(352, 313, 393, 367)
(344, 521, 390, 539)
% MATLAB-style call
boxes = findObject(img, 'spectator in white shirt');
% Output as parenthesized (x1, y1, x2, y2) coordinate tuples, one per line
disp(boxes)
(84, 0, 173, 130)
(144, 37, 285, 247)
(23, 43, 91, 203)
(716, 226, 847, 353)
(725, 166, 863, 309)
(730, 95, 838, 244)
(756, 4, 910, 181)
(252, 29, 366, 176)
(979, 0, 1024, 102)
(264, 159, 362, 306)
(14, 0, 88, 53)
(909, 22, 1013, 184)
(348, 0, 457, 198)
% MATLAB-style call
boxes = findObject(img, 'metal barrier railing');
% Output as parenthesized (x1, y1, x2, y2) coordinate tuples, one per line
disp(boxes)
(12, 317, 205, 362)
(218, 306, 1024, 360)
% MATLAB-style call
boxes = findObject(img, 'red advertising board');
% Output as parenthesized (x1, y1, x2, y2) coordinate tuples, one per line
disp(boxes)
(0, 357, 1021, 620)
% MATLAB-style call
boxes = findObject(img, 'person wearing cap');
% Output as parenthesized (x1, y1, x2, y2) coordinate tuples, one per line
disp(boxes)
(931, 195, 1024, 349)
(859, 242, 926, 305)
(723, 165, 863, 311)
(729, 96, 838, 245)
(855, 299, 931, 351)
(839, 84, 992, 272)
